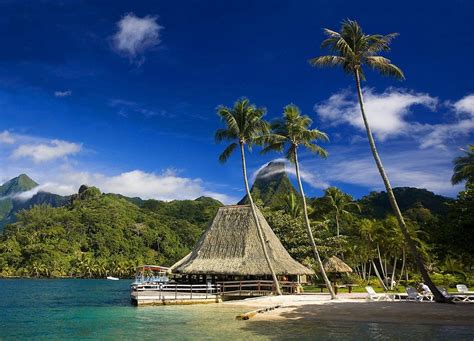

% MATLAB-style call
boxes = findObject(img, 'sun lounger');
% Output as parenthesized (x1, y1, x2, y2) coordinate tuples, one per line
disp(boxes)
(453, 284, 474, 302)
(456, 284, 474, 294)
(365, 286, 393, 301)
(405, 287, 433, 301)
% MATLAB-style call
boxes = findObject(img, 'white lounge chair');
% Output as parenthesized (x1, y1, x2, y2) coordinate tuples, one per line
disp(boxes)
(456, 284, 474, 294)
(365, 286, 392, 301)
(454, 284, 474, 302)
(405, 287, 432, 301)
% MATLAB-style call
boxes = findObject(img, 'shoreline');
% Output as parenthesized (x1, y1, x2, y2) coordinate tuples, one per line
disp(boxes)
(224, 294, 474, 327)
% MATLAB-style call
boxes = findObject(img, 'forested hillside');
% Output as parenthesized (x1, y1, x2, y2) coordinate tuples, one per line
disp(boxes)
(0, 185, 222, 278)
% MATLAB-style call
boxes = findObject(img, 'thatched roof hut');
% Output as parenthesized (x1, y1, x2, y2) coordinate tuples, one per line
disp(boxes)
(171, 205, 313, 276)
(323, 256, 353, 273)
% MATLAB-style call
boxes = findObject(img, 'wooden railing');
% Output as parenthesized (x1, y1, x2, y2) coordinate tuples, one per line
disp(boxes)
(132, 283, 221, 300)
(217, 280, 300, 296)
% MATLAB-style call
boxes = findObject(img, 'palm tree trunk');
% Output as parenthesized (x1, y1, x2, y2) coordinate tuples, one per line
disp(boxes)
(240, 142, 282, 295)
(335, 212, 340, 237)
(398, 247, 406, 285)
(354, 69, 448, 303)
(391, 257, 397, 290)
(372, 260, 388, 290)
(294, 148, 336, 299)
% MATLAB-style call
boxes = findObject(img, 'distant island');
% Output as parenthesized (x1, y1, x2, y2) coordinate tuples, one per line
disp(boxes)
(1, 162, 469, 285)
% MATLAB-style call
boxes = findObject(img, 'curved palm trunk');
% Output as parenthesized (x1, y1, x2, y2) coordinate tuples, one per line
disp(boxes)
(354, 70, 449, 303)
(240, 142, 282, 295)
(294, 149, 336, 299)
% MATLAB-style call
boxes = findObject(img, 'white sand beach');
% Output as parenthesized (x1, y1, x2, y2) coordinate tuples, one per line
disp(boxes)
(225, 294, 474, 326)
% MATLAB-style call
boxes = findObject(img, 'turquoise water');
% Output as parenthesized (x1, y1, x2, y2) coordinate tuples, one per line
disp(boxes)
(1, 279, 473, 340)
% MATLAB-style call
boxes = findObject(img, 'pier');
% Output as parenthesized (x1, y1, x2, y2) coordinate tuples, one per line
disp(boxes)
(130, 283, 222, 306)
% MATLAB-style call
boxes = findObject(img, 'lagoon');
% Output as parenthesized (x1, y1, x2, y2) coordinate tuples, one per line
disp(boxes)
(1, 279, 473, 340)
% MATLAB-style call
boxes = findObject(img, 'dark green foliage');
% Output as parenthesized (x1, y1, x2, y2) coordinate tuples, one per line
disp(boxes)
(0, 188, 219, 278)
(238, 161, 298, 208)
(358, 187, 452, 219)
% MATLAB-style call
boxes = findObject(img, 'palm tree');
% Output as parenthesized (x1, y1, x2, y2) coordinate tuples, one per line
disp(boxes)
(262, 104, 336, 299)
(452, 145, 474, 187)
(309, 19, 448, 302)
(324, 187, 360, 237)
(283, 192, 302, 219)
(215, 97, 282, 295)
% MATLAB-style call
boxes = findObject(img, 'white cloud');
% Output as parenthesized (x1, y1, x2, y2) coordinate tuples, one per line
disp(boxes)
(16, 168, 237, 204)
(418, 94, 474, 149)
(314, 88, 438, 141)
(0, 131, 16, 144)
(54, 90, 72, 97)
(12, 140, 81, 162)
(112, 13, 162, 62)
(303, 146, 463, 196)
(453, 94, 474, 117)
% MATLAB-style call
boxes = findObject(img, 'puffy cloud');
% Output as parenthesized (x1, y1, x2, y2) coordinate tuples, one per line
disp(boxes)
(419, 94, 474, 149)
(0, 131, 16, 144)
(54, 90, 72, 97)
(453, 94, 474, 116)
(12, 140, 81, 162)
(302, 145, 463, 196)
(315, 89, 474, 149)
(112, 13, 162, 62)
(314, 88, 438, 140)
(17, 168, 237, 204)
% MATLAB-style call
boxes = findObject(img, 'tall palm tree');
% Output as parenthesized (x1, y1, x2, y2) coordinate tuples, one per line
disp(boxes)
(451, 145, 474, 187)
(324, 187, 360, 237)
(262, 104, 336, 299)
(215, 97, 282, 295)
(309, 19, 448, 302)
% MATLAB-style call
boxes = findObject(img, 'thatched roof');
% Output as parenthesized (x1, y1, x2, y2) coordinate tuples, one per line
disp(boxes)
(323, 256, 353, 273)
(171, 205, 313, 276)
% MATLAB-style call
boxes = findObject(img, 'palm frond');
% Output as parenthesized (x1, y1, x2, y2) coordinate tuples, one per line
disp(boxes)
(303, 142, 328, 158)
(309, 55, 346, 68)
(216, 106, 239, 134)
(215, 128, 236, 142)
(365, 56, 405, 80)
(218, 142, 237, 164)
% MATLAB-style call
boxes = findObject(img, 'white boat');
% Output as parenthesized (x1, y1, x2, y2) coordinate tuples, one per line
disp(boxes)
(107, 276, 119, 281)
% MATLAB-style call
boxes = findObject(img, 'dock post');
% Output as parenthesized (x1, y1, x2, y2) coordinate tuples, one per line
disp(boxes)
(190, 284, 193, 299)
(175, 283, 177, 300)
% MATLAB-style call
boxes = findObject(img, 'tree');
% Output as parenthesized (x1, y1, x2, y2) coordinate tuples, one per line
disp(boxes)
(309, 19, 448, 302)
(324, 187, 360, 237)
(451, 145, 474, 187)
(215, 97, 282, 295)
(262, 104, 336, 299)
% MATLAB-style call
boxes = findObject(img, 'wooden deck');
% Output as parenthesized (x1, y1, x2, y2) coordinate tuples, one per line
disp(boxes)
(130, 283, 221, 306)
(130, 280, 302, 305)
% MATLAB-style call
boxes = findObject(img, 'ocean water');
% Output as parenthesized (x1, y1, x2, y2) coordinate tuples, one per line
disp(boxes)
(1, 279, 473, 340)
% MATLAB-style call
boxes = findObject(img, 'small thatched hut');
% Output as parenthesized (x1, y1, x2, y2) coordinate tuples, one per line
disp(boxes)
(171, 205, 313, 281)
(323, 256, 353, 274)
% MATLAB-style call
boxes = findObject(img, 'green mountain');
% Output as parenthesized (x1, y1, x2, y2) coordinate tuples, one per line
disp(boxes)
(0, 174, 70, 229)
(0, 186, 222, 278)
(0, 174, 38, 196)
(238, 161, 298, 208)
(358, 187, 453, 219)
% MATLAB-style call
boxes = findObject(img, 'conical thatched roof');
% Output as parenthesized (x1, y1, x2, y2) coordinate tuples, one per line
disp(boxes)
(171, 205, 313, 276)
(323, 256, 353, 273)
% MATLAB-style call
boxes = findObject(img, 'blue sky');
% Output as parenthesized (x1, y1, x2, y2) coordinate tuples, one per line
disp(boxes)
(0, 0, 473, 203)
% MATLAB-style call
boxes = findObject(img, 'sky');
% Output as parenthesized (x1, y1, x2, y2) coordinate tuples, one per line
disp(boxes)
(0, 0, 473, 204)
